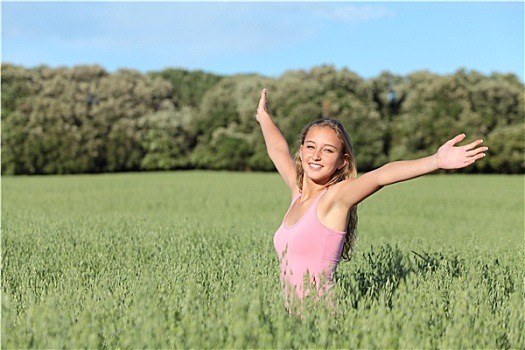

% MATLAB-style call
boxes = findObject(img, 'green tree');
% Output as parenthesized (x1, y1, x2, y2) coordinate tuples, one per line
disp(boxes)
(2, 64, 523, 174)
(192, 123, 254, 171)
(139, 107, 197, 170)
(485, 125, 524, 173)
(1, 65, 173, 174)
(1, 64, 40, 120)
(148, 68, 223, 108)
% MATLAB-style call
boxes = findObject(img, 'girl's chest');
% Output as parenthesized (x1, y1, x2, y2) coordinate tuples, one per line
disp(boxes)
(283, 198, 316, 227)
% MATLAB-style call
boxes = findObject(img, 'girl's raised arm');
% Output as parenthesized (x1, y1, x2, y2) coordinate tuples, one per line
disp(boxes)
(334, 133, 488, 208)
(256, 89, 297, 192)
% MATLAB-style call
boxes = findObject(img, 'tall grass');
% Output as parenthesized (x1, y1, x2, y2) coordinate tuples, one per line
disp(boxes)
(2, 172, 523, 348)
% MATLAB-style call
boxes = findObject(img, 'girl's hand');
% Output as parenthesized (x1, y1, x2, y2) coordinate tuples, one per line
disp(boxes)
(436, 134, 488, 170)
(255, 89, 269, 123)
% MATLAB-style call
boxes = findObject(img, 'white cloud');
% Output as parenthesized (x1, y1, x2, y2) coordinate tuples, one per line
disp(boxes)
(312, 5, 395, 23)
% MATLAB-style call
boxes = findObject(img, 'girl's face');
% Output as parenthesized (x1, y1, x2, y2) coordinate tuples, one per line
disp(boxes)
(300, 126, 347, 184)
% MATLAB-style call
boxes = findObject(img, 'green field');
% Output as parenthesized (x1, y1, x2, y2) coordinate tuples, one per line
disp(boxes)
(2, 171, 524, 348)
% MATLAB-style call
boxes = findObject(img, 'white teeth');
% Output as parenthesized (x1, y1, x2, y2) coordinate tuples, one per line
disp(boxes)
(310, 163, 322, 169)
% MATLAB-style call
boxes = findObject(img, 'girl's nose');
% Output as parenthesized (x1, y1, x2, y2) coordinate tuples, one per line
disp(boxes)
(313, 150, 322, 160)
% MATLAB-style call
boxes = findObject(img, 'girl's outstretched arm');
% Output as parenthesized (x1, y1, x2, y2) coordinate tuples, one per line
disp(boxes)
(371, 134, 487, 186)
(333, 134, 488, 208)
(256, 89, 297, 192)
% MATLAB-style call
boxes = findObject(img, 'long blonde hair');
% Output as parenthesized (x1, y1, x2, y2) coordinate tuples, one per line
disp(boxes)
(293, 118, 358, 261)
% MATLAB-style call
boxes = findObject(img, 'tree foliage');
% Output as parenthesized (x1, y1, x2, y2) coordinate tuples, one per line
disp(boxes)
(1, 63, 523, 175)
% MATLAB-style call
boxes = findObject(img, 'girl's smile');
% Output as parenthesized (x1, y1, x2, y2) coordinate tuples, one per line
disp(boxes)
(300, 126, 346, 181)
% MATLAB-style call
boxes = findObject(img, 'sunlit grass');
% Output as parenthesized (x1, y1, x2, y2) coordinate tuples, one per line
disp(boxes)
(2, 171, 523, 348)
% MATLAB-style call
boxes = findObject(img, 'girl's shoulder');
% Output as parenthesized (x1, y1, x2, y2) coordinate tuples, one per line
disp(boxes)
(322, 177, 360, 208)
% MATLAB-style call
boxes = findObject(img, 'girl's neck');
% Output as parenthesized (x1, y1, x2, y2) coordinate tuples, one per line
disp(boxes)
(300, 181, 328, 201)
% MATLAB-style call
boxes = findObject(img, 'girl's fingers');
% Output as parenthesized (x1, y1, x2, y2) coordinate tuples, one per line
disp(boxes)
(467, 146, 488, 158)
(258, 89, 267, 111)
(448, 133, 466, 146)
(255, 89, 268, 122)
(473, 152, 487, 160)
(464, 138, 484, 150)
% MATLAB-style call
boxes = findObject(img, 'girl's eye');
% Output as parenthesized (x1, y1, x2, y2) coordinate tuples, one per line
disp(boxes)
(306, 145, 314, 149)
(324, 149, 334, 153)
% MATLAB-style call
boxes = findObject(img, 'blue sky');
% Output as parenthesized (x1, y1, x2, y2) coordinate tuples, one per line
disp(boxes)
(2, 1, 524, 81)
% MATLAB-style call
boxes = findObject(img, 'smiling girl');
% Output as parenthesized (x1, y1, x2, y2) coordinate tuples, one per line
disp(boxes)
(255, 89, 488, 309)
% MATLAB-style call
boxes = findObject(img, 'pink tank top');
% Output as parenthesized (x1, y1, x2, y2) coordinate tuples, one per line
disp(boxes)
(273, 188, 345, 302)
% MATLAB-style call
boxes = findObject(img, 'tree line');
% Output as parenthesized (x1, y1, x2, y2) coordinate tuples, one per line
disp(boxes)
(1, 63, 523, 175)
